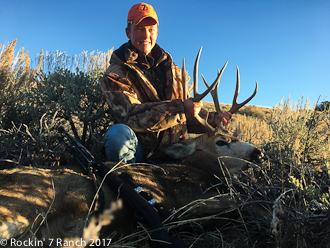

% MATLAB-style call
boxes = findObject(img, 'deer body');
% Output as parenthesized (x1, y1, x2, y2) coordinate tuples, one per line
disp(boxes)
(0, 132, 262, 244)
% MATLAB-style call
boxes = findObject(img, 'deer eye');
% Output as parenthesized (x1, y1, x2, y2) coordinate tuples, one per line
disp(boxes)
(216, 140, 228, 147)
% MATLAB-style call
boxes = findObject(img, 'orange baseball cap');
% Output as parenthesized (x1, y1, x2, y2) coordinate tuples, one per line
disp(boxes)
(127, 3, 159, 25)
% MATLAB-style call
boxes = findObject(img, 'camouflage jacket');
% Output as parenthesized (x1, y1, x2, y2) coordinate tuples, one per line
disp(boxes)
(100, 41, 216, 158)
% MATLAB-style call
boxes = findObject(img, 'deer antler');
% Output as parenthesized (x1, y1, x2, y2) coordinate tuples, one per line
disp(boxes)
(228, 66, 258, 114)
(192, 47, 221, 102)
(182, 48, 258, 133)
(202, 65, 258, 115)
(201, 62, 228, 113)
(200, 63, 229, 132)
(182, 57, 188, 100)
(182, 47, 222, 133)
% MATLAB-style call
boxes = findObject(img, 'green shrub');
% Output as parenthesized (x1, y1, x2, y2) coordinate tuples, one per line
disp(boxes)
(19, 68, 112, 147)
(316, 101, 330, 111)
(268, 96, 330, 167)
(1, 39, 113, 152)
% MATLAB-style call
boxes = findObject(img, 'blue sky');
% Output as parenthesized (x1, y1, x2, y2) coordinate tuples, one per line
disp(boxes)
(1, 0, 330, 108)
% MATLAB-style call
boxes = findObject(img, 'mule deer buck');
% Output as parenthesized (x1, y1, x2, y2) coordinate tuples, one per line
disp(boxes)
(0, 48, 262, 247)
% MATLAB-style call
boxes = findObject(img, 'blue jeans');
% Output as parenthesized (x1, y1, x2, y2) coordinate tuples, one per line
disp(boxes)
(104, 124, 147, 164)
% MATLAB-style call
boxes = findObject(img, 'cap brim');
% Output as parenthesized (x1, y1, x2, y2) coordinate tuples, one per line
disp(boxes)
(130, 16, 158, 25)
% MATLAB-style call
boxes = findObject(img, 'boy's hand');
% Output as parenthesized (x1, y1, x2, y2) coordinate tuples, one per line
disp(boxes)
(183, 98, 203, 118)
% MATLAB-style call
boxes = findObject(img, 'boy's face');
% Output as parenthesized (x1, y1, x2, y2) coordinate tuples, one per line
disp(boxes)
(126, 18, 158, 55)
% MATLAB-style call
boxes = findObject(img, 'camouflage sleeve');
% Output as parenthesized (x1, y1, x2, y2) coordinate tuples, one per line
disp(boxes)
(100, 69, 186, 133)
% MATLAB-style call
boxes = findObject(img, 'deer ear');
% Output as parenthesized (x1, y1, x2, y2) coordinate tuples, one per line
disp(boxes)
(161, 142, 196, 159)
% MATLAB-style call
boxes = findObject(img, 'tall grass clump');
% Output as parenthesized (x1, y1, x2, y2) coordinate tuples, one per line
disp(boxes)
(0, 39, 43, 128)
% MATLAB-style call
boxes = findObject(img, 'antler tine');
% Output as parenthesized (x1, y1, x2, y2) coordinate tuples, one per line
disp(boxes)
(201, 62, 228, 113)
(192, 47, 202, 101)
(193, 47, 220, 103)
(182, 57, 188, 100)
(229, 66, 258, 114)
